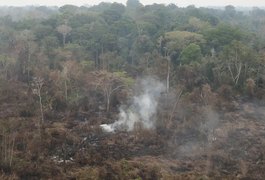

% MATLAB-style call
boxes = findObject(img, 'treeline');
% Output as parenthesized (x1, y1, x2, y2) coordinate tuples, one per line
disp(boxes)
(1, 0, 265, 111)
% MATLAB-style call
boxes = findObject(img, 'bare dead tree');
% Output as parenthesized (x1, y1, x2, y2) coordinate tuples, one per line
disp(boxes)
(95, 71, 129, 112)
(104, 84, 126, 112)
(32, 77, 44, 125)
(0, 130, 15, 168)
(168, 89, 183, 124)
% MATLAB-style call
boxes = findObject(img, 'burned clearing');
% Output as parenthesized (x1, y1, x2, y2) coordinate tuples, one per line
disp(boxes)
(1, 1, 265, 179)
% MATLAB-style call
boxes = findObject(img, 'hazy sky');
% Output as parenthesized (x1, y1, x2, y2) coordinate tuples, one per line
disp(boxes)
(0, 0, 264, 7)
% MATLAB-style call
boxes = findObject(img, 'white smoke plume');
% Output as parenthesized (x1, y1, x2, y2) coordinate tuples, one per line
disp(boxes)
(101, 77, 165, 132)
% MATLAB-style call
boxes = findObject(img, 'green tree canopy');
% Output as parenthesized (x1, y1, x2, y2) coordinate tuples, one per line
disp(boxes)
(180, 43, 202, 65)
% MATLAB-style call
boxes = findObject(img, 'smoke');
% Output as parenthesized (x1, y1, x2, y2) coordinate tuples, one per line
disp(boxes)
(200, 106, 220, 143)
(173, 106, 220, 157)
(101, 77, 165, 132)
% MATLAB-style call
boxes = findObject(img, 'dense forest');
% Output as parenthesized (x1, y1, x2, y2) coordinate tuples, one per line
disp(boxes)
(1, 0, 265, 179)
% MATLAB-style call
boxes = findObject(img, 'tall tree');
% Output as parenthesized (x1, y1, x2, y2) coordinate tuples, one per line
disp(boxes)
(220, 40, 256, 86)
(17, 29, 38, 82)
(32, 77, 44, 126)
(56, 24, 72, 47)
(94, 71, 133, 112)
(180, 43, 202, 65)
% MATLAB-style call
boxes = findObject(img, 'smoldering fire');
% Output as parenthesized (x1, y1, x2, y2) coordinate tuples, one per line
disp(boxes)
(100, 77, 165, 132)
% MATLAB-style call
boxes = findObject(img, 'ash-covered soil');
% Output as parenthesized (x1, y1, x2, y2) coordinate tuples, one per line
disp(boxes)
(1, 99, 265, 179)
(63, 101, 265, 179)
